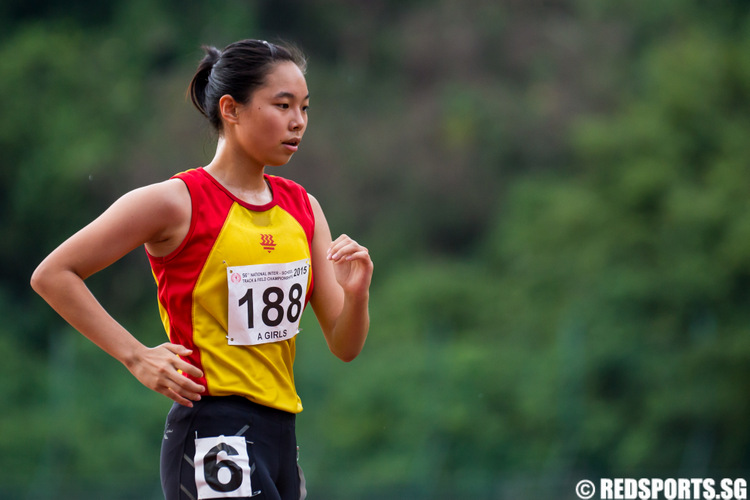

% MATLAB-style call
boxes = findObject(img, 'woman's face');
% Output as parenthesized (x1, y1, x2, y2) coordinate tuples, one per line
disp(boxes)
(232, 61, 310, 168)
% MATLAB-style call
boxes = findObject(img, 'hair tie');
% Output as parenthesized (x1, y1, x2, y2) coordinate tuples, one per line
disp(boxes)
(260, 40, 277, 57)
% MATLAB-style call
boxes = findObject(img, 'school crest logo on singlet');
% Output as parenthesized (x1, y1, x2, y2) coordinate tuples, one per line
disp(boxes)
(260, 234, 276, 253)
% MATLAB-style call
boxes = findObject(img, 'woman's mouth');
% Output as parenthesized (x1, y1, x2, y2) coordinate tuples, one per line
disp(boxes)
(282, 138, 300, 152)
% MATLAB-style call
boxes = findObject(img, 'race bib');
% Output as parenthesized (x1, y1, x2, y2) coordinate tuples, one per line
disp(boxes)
(194, 435, 254, 499)
(226, 259, 310, 346)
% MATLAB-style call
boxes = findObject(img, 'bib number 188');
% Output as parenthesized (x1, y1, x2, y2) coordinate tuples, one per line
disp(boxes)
(237, 283, 303, 329)
(226, 259, 309, 346)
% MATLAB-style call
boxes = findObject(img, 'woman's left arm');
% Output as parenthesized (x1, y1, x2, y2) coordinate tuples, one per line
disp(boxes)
(308, 194, 373, 362)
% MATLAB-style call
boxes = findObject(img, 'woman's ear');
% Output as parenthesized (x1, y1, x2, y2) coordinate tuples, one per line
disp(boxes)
(218, 95, 241, 125)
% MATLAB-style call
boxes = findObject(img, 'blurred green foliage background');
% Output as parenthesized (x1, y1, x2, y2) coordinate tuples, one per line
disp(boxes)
(2, 0, 750, 498)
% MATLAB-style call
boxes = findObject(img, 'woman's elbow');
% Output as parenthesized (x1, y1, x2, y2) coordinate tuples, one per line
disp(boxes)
(30, 263, 46, 295)
(333, 349, 361, 363)
(30, 259, 58, 298)
(329, 339, 366, 363)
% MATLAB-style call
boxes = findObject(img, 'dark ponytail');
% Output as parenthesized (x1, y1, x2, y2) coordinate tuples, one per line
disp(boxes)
(187, 39, 307, 133)
(188, 45, 222, 126)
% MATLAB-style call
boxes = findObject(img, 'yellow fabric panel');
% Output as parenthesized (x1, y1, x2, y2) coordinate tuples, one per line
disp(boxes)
(151, 269, 172, 341)
(192, 202, 312, 413)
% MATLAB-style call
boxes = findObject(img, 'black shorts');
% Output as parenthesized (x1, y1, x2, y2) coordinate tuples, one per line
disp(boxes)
(160, 396, 306, 500)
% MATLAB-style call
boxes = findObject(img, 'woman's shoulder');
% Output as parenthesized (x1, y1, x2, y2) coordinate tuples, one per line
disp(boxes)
(115, 177, 192, 232)
(133, 178, 192, 258)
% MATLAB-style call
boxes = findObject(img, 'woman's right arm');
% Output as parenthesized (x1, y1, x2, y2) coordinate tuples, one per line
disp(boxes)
(30, 179, 205, 407)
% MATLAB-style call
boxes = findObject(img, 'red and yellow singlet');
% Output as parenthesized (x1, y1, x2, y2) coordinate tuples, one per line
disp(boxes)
(147, 167, 315, 414)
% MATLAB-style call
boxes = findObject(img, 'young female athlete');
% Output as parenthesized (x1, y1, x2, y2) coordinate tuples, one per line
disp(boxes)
(30, 39, 373, 500)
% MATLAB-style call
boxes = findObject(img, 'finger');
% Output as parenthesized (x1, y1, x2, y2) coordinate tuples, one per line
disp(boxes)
(331, 247, 369, 263)
(331, 233, 351, 245)
(153, 375, 196, 405)
(327, 234, 355, 254)
(166, 386, 198, 408)
(330, 249, 369, 264)
(174, 358, 204, 379)
(169, 371, 205, 394)
(163, 374, 204, 402)
(162, 357, 204, 391)
(328, 240, 363, 261)
(161, 342, 192, 356)
(342, 249, 372, 263)
(160, 342, 204, 379)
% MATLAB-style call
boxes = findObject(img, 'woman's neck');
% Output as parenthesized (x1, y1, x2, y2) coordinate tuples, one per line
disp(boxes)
(204, 137, 273, 205)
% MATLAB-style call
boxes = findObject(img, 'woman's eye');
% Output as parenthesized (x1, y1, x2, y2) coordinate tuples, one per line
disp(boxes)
(276, 103, 289, 109)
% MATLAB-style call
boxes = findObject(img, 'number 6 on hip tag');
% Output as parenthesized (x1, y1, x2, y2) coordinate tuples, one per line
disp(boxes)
(194, 435, 254, 499)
